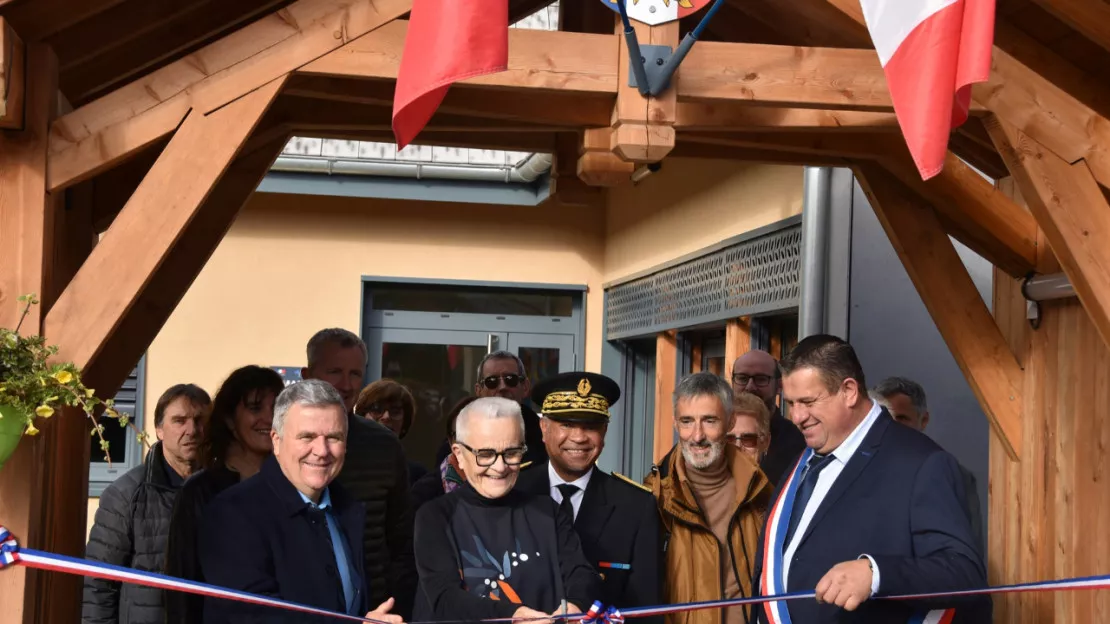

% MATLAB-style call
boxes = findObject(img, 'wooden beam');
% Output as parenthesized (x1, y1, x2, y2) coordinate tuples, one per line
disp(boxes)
(670, 140, 850, 166)
(0, 42, 59, 624)
(1027, 0, 1110, 56)
(2, 0, 126, 42)
(298, 20, 618, 95)
(47, 0, 415, 193)
(986, 116, 1110, 352)
(654, 330, 678, 462)
(578, 127, 634, 187)
(680, 130, 896, 160)
(609, 18, 676, 163)
(43, 76, 285, 379)
(823, 0, 1110, 190)
(551, 132, 604, 207)
(854, 162, 1023, 461)
(0, 18, 25, 129)
(677, 40, 894, 111)
(675, 102, 900, 132)
(724, 317, 751, 381)
(880, 152, 1038, 278)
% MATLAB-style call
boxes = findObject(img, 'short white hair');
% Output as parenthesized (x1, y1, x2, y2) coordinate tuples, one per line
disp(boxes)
(273, 379, 346, 436)
(455, 397, 524, 445)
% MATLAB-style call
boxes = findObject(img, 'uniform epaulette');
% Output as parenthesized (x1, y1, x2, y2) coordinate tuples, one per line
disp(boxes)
(612, 471, 652, 493)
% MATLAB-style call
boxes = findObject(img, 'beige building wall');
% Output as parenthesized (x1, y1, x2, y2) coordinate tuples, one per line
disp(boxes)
(87, 158, 803, 528)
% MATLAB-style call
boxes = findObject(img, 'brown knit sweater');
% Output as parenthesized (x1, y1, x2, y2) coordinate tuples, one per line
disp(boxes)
(684, 454, 744, 624)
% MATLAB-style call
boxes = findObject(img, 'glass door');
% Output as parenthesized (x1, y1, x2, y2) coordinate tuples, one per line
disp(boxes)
(506, 332, 575, 388)
(368, 328, 506, 471)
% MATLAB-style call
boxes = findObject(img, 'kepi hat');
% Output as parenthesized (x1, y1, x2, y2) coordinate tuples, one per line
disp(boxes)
(531, 372, 620, 425)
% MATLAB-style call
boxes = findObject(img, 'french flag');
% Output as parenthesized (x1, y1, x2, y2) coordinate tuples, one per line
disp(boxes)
(860, 0, 995, 180)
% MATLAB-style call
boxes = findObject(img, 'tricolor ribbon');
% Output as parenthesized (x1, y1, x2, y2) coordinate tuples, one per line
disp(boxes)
(1, 525, 1109, 623)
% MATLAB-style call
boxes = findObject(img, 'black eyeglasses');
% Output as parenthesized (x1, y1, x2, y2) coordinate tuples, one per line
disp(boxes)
(480, 374, 525, 390)
(732, 373, 773, 388)
(456, 441, 528, 467)
(727, 432, 764, 449)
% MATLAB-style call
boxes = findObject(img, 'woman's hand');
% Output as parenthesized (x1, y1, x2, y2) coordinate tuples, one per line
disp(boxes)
(513, 606, 553, 624)
(365, 597, 404, 624)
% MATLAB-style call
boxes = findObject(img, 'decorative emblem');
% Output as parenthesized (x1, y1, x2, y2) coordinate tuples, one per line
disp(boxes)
(599, 0, 712, 26)
(577, 378, 592, 397)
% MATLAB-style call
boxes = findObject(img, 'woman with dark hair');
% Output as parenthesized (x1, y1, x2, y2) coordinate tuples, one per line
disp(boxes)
(409, 395, 478, 512)
(163, 365, 284, 624)
(355, 379, 428, 484)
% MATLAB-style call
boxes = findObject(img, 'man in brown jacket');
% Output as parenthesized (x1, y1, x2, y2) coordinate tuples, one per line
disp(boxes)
(645, 372, 772, 624)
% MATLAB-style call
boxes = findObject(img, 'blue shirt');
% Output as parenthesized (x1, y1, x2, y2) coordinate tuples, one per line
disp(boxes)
(299, 488, 359, 614)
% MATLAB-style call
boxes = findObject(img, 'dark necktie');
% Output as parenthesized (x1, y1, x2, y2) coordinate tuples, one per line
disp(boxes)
(556, 483, 580, 522)
(784, 453, 836, 545)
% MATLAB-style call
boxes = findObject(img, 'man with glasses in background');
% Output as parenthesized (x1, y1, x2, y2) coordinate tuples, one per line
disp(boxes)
(472, 350, 547, 465)
(730, 350, 805, 486)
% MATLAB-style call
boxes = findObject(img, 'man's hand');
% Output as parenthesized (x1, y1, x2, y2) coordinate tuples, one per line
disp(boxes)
(514, 606, 554, 624)
(549, 601, 583, 618)
(365, 597, 404, 624)
(815, 559, 873, 611)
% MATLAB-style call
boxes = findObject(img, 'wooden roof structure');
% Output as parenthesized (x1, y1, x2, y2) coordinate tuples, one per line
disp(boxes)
(1, 0, 1108, 621)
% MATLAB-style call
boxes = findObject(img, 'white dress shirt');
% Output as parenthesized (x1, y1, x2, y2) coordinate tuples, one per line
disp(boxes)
(782, 400, 883, 594)
(548, 462, 593, 521)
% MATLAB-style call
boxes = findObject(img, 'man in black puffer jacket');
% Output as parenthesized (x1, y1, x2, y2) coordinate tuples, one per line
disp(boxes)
(83, 384, 210, 624)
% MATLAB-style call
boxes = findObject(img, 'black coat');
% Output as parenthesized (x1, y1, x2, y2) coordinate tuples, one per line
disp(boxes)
(198, 455, 368, 623)
(82, 441, 182, 624)
(759, 409, 807, 487)
(515, 462, 663, 619)
(751, 411, 990, 624)
(334, 413, 418, 619)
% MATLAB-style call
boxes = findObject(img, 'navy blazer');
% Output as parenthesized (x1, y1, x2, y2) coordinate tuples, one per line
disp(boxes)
(198, 456, 368, 623)
(752, 410, 991, 624)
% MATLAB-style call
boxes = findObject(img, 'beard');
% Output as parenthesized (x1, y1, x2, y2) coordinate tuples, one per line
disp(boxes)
(680, 438, 724, 471)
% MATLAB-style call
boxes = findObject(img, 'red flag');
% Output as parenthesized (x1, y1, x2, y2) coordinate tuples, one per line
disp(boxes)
(392, 0, 509, 148)
(860, 0, 995, 180)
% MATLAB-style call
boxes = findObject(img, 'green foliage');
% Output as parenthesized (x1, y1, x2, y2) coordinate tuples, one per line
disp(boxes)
(0, 294, 148, 463)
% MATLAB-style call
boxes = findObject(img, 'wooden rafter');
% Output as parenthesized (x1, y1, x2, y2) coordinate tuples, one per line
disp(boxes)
(43, 76, 285, 378)
(46, 0, 415, 192)
(986, 115, 1110, 352)
(853, 163, 1023, 461)
(1027, 0, 1110, 56)
(0, 17, 24, 128)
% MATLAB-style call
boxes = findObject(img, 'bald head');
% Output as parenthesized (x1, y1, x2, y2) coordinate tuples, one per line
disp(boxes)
(731, 350, 780, 411)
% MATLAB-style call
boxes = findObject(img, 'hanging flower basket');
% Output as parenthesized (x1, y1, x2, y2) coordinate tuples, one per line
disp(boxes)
(0, 294, 147, 472)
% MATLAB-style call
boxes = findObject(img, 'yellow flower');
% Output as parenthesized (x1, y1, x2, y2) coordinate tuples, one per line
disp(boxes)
(54, 371, 74, 384)
(25, 424, 40, 436)
(86, 388, 95, 398)
(35, 405, 55, 418)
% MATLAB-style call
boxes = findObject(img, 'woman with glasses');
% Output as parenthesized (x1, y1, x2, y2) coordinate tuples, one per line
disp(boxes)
(413, 397, 600, 623)
(727, 391, 772, 466)
(354, 379, 428, 484)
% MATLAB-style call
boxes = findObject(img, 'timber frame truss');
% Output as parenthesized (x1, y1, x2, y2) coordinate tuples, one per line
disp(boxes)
(3, 0, 1110, 619)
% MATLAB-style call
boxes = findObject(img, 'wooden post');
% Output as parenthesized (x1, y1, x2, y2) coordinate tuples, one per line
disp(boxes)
(0, 18, 25, 130)
(0, 43, 60, 624)
(854, 163, 1024, 461)
(610, 17, 677, 163)
(653, 330, 678, 462)
(723, 317, 751, 381)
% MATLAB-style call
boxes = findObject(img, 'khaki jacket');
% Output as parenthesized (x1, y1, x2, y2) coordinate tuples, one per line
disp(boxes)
(644, 445, 772, 624)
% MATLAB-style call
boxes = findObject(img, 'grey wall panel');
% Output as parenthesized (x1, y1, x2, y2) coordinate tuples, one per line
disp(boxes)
(847, 180, 990, 550)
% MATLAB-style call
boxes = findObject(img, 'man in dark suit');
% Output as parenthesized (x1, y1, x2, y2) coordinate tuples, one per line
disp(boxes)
(731, 350, 806, 486)
(752, 335, 989, 624)
(515, 372, 662, 617)
(198, 380, 404, 623)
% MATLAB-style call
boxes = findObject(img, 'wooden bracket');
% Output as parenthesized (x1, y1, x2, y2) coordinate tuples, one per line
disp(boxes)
(578, 127, 635, 187)
(854, 162, 1024, 462)
(986, 115, 1110, 353)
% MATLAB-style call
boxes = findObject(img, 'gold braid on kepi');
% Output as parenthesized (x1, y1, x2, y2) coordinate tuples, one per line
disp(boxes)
(531, 372, 622, 425)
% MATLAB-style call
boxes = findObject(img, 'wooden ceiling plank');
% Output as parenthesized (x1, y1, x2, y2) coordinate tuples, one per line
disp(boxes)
(299, 20, 618, 94)
(676, 102, 899, 132)
(0, 17, 25, 128)
(43, 75, 285, 373)
(2, 0, 127, 42)
(47, 0, 415, 193)
(853, 162, 1023, 461)
(986, 115, 1110, 351)
(58, 0, 293, 105)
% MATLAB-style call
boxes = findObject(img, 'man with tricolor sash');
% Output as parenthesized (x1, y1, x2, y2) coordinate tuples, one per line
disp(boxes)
(751, 335, 990, 624)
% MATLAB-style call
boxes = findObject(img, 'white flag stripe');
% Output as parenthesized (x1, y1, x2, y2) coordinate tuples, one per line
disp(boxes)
(922, 611, 947, 624)
(860, 0, 960, 66)
(625, 0, 679, 26)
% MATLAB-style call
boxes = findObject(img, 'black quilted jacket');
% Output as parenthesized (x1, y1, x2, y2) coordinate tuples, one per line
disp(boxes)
(82, 442, 181, 624)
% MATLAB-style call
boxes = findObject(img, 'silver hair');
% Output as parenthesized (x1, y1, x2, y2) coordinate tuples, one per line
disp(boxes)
(871, 376, 928, 413)
(306, 328, 367, 370)
(475, 350, 526, 379)
(272, 379, 347, 436)
(454, 397, 525, 445)
(673, 371, 734, 415)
